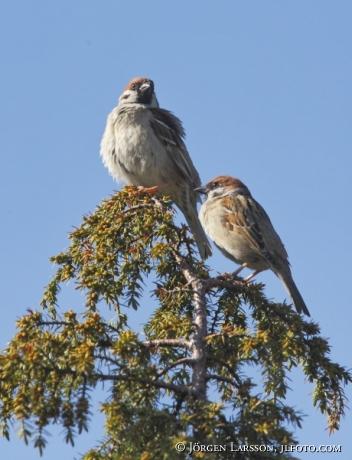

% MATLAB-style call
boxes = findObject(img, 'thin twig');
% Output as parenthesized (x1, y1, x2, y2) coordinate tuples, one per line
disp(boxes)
(99, 373, 191, 395)
(141, 339, 192, 349)
(206, 331, 248, 341)
(159, 288, 197, 295)
(206, 373, 239, 388)
(155, 357, 195, 379)
(151, 196, 170, 210)
(120, 203, 157, 214)
(37, 321, 72, 327)
(206, 354, 239, 380)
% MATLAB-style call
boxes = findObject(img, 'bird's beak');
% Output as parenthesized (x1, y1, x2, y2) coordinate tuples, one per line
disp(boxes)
(194, 186, 208, 195)
(139, 82, 151, 93)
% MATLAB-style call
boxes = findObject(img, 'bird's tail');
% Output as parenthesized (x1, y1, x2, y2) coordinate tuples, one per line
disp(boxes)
(276, 267, 310, 317)
(184, 206, 213, 260)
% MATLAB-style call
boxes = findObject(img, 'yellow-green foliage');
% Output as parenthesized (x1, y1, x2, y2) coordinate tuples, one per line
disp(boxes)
(0, 188, 350, 459)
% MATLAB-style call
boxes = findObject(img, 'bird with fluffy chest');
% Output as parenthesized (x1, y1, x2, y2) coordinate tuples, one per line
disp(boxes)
(100, 77, 212, 259)
(196, 175, 310, 317)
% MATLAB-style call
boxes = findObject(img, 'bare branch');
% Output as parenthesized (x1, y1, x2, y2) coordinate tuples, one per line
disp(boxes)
(175, 253, 207, 407)
(204, 276, 243, 292)
(174, 253, 199, 286)
(175, 254, 242, 294)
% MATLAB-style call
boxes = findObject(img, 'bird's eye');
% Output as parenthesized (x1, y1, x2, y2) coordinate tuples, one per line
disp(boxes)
(131, 84, 136, 90)
(211, 182, 220, 189)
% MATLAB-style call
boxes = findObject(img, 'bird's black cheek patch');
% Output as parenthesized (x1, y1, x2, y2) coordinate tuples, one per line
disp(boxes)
(137, 92, 152, 105)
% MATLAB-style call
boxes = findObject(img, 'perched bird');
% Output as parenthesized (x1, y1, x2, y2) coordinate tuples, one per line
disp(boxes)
(196, 176, 310, 316)
(100, 77, 212, 259)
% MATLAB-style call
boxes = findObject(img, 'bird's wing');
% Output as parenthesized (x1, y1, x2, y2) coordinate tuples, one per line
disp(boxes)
(221, 192, 287, 266)
(149, 108, 201, 189)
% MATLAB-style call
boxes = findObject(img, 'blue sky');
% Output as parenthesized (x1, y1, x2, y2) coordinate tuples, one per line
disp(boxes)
(1, 1, 352, 458)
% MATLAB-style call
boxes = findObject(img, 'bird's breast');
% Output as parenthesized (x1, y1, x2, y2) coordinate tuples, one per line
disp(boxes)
(103, 107, 172, 187)
(200, 201, 269, 270)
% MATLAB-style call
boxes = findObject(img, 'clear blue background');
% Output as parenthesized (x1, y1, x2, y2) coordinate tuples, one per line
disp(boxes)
(0, 1, 351, 458)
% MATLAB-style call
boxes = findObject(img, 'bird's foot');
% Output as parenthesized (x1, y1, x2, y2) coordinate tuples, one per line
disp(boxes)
(242, 270, 261, 284)
(231, 263, 248, 279)
(137, 183, 170, 195)
(136, 185, 161, 195)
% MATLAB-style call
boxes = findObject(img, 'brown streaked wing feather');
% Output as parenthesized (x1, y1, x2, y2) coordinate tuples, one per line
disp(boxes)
(222, 194, 277, 265)
(150, 108, 185, 140)
(149, 108, 201, 188)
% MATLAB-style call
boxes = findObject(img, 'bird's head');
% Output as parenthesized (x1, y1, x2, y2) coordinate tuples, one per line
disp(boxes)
(195, 175, 251, 200)
(118, 77, 159, 107)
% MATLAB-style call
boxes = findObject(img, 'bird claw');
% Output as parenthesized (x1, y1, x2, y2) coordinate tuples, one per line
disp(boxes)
(242, 270, 261, 284)
(230, 265, 261, 284)
(136, 185, 161, 195)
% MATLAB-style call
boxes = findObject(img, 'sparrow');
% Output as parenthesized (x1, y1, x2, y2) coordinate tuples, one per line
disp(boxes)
(196, 176, 310, 316)
(100, 77, 212, 259)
